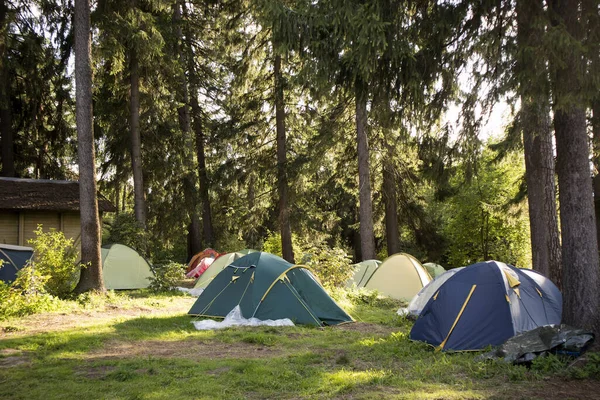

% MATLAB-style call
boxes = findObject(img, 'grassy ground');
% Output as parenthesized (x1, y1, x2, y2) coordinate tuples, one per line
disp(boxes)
(0, 290, 599, 400)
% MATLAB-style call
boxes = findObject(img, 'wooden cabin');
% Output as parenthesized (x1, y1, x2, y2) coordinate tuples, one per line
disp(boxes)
(0, 178, 115, 250)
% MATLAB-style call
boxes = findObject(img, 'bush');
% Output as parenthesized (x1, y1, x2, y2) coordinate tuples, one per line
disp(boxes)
(104, 212, 149, 256)
(303, 245, 353, 289)
(0, 265, 61, 320)
(148, 262, 186, 292)
(28, 225, 79, 298)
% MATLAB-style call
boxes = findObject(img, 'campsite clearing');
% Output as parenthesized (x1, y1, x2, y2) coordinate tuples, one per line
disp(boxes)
(1, 291, 599, 400)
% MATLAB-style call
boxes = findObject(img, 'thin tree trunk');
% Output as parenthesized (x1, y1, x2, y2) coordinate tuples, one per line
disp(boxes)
(550, 0, 600, 334)
(517, 0, 562, 286)
(383, 155, 400, 256)
(129, 0, 146, 228)
(355, 80, 376, 260)
(174, 1, 202, 257)
(274, 53, 294, 263)
(74, 0, 104, 294)
(0, 0, 13, 177)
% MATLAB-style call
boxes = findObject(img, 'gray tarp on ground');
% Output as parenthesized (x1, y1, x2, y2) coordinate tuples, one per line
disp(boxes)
(480, 324, 594, 364)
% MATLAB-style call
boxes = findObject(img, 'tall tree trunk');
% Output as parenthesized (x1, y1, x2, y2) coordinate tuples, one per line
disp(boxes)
(174, 1, 202, 258)
(516, 0, 562, 286)
(129, 0, 146, 228)
(587, 0, 600, 250)
(274, 53, 294, 263)
(0, 0, 13, 177)
(355, 80, 376, 260)
(74, 0, 104, 294)
(383, 154, 400, 256)
(550, 0, 600, 334)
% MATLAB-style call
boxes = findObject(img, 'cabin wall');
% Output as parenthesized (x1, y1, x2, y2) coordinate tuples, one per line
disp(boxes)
(0, 211, 82, 254)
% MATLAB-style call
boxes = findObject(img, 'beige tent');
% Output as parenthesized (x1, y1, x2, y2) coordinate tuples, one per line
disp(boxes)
(193, 249, 257, 289)
(101, 243, 154, 290)
(346, 259, 382, 288)
(355, 253, 431, 300)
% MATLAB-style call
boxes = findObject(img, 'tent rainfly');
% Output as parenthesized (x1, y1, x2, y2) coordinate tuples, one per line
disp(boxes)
(346, 259, 382, 288)
(187, 248, 220, 273)
(423, 262, 446, 278)
(189, 251, 353, 326)
(349, 253, 431, 301)
(0, 244, 34, 283)
(101, 244, 154, 290)
(404, 267, 464, 318)
(193, 249, 258, 289)
(410, 261, 562, 351)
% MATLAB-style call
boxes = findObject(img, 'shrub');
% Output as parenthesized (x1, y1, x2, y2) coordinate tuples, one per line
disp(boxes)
(104, 212, 149, 255)
(304, 245, 353, 289)
(0, 265, 61, 320)
(148, 262, 186, 292)
(28, 225, 79, 298)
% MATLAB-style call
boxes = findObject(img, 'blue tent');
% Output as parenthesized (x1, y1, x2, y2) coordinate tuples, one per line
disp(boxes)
(410, 261, 562, 351)
(0, 244, 34, 284)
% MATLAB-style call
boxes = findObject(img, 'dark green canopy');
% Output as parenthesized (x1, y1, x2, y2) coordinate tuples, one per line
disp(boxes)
(188, 252, 353, 326)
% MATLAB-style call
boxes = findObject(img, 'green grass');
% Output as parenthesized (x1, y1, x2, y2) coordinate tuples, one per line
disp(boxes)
(0, 290, 597, 400)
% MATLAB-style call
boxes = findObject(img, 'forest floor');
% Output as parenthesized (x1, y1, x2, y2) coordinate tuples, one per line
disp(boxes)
(1, 291, 599, 400)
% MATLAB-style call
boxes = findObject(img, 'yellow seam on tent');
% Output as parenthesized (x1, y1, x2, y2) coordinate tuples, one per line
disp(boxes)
(259, 265, 314, 302)
(284, 280, 322, 326)
(505, 294, 510, 303)
(436, 284, 477, 351)
(237, 273, 253, 305)
(514, 288, 521, 299)
(433, 291, 439, 301)
(536, 288, 542, 297)
(199, 281, 234, 315)
(231, 276, 240, 283)
(503, 270, 520, 288)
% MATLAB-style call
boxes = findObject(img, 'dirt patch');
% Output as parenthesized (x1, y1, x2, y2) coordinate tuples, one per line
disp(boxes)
(335, 322, 398, 336)
(0, 355, 30, 368)
(76, 365, 117, 379)
(0, 297, 196, 337)
(87, 339, 287, 361)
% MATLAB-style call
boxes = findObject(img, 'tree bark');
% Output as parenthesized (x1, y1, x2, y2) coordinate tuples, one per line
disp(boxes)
(174, 1, 202, 258)
(274, 53, 294, 263)
(383, 154, 400, 256)
(129, 0, 146, 228)
(516, 0, 562, 286)
(74, 0, 104, 294)
(550, 0, 600, 334)
(355, 80, 376, 260)
(0, 0, 14, 177)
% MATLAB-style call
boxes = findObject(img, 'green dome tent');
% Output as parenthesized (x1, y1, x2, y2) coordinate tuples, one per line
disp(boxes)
(101, 244, 154, 290)
(193, 249, 258, 289)
(350, 253, 431, 301)
(423, 262, 446, 278)
(189, 251, 353, 326)
(346, 259, 382, 288)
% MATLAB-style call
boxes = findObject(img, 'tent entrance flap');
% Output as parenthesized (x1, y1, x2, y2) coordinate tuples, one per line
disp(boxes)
(437, 284, 477, 351)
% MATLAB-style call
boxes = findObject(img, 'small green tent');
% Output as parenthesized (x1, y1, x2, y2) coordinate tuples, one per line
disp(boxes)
(346, 259, 382, 288)
(188, 251, 353, 326)
(423, 262, 446, 278)
(193, 249, 258, 289)
(101, 243, 154, 290)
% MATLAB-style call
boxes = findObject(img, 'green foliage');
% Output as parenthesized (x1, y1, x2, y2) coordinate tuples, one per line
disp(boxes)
(0, 267, 61, 320)
(104, 212, 149, 256)
(567, 353, 600, 380)
(530, 354, 569, 374)
(303, 244, 353, 289)
(262, 231, 303, 259)
(441, 147, 531, 268)
(28, 225, 79, 298)
(214, 231, 247, 254)
(148, 262, 185, 293)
